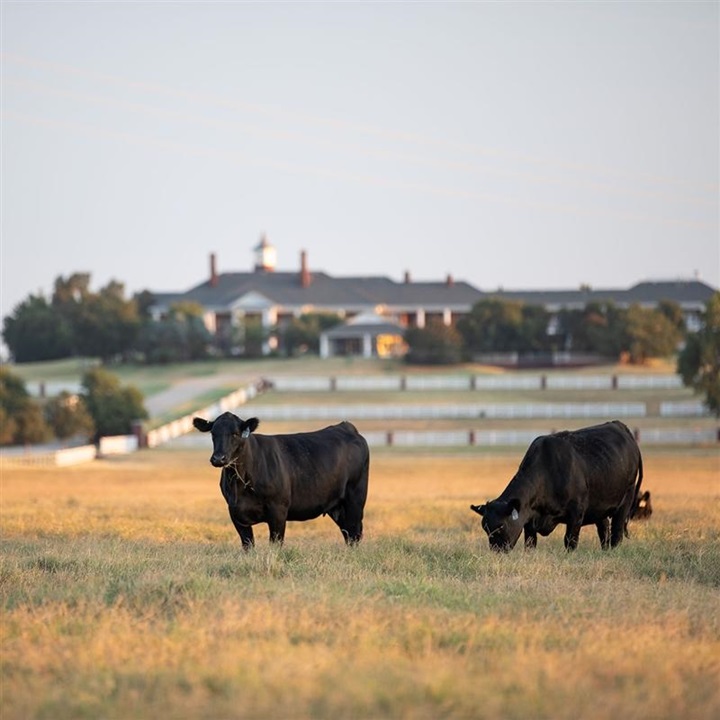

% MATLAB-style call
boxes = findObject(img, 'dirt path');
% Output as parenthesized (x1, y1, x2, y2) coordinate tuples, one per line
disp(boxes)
(144, 374, 253, 417)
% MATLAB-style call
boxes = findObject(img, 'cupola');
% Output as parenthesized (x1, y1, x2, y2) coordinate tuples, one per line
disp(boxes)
(254, 234, 277, 273)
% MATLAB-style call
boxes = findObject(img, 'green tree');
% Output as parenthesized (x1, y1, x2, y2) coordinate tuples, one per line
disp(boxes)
(457, 299, 523, 354)
(69, 281, 140, 361)
(136, 302, 211, 363)
(457, 298, 551, 355)
(624, 304, 683, 364)
(81, 367, 148, 439)
(242, 318, 266, 359)
(280, 313, 342, 356)
(0, 367, 51, 445)
(558, 303, 627, 358)
(44, 391, 96, 441)
(405, 321, 463, 365)
(658, 300, 686, 334)
(677, 292, 720, 417)
(2, 294, 73, 362)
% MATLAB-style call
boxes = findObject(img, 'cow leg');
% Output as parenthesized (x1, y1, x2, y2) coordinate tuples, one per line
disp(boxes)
(563, 503, 584, 551)
(609, 508, 628, 548)
(266, 510, 287, 545)
(524, 525, 537, 549)
(611, 487, 636, 548)
(596, 519, 611, 550)
(228, 508, 254, 550)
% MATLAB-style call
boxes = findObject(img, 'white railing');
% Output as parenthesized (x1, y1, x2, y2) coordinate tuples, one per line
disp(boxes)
(660, 401, 708, 417)
(145, 380, 265, 448)
(358, 427, 718, 448)
(0, 443, 97, 467)
(240, 402, 648, 421)
(98, 435, 139, 456)
(267, 373, 684, 393)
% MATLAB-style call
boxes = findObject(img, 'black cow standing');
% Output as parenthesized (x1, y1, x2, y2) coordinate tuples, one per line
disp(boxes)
(470, 420, 643, 552)
(193, 413, 370, 548)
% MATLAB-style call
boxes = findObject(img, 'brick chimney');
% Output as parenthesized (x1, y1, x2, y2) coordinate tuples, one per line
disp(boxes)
(300, 250, 311, 288)
(404, 271, 411, 284)
(446, 274, 454, 288)
(210, 253, 218, 287)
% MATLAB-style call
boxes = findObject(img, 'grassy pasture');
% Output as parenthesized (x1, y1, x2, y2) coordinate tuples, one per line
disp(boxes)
(1, 448, 719, 720)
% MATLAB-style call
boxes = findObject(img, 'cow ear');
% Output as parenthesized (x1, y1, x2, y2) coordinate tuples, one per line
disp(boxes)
(241, 418, 260, 437)
(470, 504, 486, 516)
(193, 417, 213, 433)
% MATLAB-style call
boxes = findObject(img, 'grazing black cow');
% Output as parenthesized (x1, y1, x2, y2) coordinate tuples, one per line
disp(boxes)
(193, 413, 370, 548)
(630, 490, 653, 520)
(470, 420, 643, 552)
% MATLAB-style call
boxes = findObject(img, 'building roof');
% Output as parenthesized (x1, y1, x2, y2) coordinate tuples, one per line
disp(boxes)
(148, 248, 716, 314)
(323, 312, 405, 338)
(151, 269, 485, 311)
(488, 280, 716, 309)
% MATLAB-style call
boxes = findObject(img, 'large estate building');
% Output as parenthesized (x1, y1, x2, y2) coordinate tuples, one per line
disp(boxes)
(148, 236, 716, 358)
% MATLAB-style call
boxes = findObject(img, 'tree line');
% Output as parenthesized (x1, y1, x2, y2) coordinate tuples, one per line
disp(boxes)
(1, 273, 344, 364)
(406, 297, 687, 365)
(0, 271, 696, 365)
(0, 366, 147, 447)
(2, 274, 718, 435)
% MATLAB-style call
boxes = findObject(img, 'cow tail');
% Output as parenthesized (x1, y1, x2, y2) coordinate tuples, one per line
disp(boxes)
(625, 451, 644, 537)
(634, 452, 644, 504)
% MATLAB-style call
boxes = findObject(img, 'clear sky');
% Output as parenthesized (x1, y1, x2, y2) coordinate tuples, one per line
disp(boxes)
(2, 1, 718, 322)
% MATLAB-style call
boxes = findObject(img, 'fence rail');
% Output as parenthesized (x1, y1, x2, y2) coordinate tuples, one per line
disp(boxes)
(238, 402, 648, 421)
(170, 426, 718, 450)
(268, 373, 685, 393)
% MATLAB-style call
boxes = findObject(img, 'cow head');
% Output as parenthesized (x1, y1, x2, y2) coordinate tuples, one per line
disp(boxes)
(470, 499, 523, 552)
(631, 490, 653, 520)
(193, 412, 259, 468)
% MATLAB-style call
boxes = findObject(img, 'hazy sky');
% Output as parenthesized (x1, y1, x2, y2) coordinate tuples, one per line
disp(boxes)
(2, 1, 718, 321)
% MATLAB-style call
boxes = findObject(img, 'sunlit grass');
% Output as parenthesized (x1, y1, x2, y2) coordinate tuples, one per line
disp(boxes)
(1, 449, 719, 719)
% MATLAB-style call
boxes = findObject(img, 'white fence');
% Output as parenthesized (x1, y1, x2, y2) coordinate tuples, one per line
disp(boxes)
(145, 381, 264, 448)
(358, 427, 718, 448)
(268, 373, 684, 393)
(1, 443, 97, 467)
(240, 402, 648, 422)
(660, 401, 708, 417)
(173, 426, 718, 449)
(1, 435, 141, 467)
(98, 435, 139, 456)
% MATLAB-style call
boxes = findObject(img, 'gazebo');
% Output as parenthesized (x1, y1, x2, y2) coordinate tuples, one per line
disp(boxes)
(319, 313, 407, 359)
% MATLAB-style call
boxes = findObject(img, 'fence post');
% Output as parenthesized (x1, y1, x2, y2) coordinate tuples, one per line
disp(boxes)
(386, 431, 394, 447)
(612, 375, 619, 390)
(468, 429, 476, 446)
(541, 375, 547, 390)
(634, 427, 640, 443)
(132, 420, 147, 449)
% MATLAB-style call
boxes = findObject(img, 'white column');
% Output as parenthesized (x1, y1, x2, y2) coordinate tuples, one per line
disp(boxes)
(416, 309, 426, 328)
(363, 333, 373, 358)
(320, 334, 330, 359)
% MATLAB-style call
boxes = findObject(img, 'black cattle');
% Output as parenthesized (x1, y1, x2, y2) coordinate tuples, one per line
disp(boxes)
(630, 490, 653, 520)
(193, 413, 370, 548)
(470, 420, 643, 552)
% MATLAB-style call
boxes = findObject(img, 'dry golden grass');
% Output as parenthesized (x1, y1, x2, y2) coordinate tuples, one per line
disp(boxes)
(1, 447, 719, 719)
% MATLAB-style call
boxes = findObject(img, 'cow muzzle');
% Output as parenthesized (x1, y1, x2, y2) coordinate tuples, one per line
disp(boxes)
(210, 454, 229, 468)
